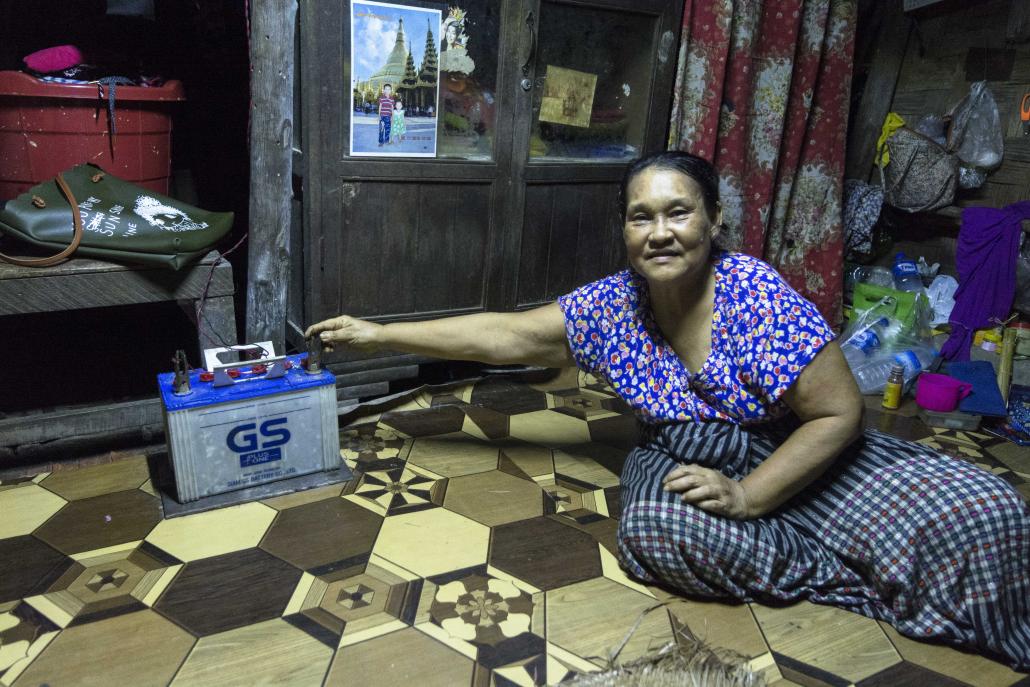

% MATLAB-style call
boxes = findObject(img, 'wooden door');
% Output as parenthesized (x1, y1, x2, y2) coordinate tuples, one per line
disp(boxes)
(503, 0, 681, 310)
(296, 0, 680, 386)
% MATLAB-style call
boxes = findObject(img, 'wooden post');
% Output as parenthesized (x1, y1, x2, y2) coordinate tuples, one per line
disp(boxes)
(845, 0, 912, 182)
(246, 0, 297, 352)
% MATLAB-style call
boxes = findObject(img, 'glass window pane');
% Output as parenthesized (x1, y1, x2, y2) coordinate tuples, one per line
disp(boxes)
(530, 3, 657, 161)
(437, 2, 501, 161)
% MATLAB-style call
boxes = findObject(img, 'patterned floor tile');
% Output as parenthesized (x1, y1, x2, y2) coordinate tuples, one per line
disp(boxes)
(380, 405, 467, 437)
(372, 508, 489, 578)
(855, 659, 970, 686)
(415, 566, 545, 672)
(751, 601, 901, 684)
(444, 470, 543, 527)
(490, 516, 602, 592)
(0, 601, 60, 686)
(660, 595, 769, 660)
(470, 377, 550, 416)
(284, 556, 421, 648)
(25, 540, 181, 628)
(33, 489, 159, 556)
(146, 501, 277, 562)
(40, 457, 150, 501)
(0, 485, 66, 540)
(586, 413, 640, 451)
(339, 424, 409, 472)
(324, 626, 475, 687)
(497, 442, 554, 482)
(343, 462, 447, 517)
(548, 387, 623, 422)
(0, 474, 47, 493)
(170, 618, 333, 686)
(154, 547, 302, 636)
(597, 544, 654, 598)
(0, 537, 72, 605)
(405, 432, 500, 477)
(260, 497, 382, 571)
(546, 576, 673, 666)
(508, 410, 591, 448)
(462, 405, 512, 440)
(10, 609, 195, 687)
(261, 483, 345, 510)
(878, 620, 1026, 687)
(552, 448, 622, 489)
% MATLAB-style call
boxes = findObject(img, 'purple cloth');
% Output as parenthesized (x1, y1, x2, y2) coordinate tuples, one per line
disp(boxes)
(942, 201, 1030, 360)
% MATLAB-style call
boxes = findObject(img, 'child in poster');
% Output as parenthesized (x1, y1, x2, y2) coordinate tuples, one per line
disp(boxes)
(390, 98, 406, 144)
(377, 83, 395, 147)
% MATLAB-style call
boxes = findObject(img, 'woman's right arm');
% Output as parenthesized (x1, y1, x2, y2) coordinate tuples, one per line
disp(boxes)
(304, 302, 576, 369)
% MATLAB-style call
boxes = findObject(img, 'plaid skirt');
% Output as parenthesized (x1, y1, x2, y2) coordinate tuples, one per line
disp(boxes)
(618, 421, 1030, 670)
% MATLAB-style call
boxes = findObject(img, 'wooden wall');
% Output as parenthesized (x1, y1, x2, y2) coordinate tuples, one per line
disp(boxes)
(887, 0, 1030, 211)
(849, 0, 1030, 276)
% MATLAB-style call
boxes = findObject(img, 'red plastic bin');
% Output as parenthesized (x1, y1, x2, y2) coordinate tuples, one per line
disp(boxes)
(0, 71, 185, 201)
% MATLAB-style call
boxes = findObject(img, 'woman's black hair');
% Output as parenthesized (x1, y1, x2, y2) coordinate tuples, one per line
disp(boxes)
(619, 150, 721, 221)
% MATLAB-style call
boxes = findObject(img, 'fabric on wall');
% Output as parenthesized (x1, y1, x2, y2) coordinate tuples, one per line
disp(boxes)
(668, 0, 858, 326)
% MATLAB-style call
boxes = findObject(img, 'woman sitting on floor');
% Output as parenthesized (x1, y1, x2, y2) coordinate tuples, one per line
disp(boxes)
(307, 151, 1030, 670)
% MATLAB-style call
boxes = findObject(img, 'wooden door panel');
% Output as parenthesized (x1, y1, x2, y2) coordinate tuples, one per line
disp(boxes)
(516, 182, 624, 307)
(330, 180, 491, 319)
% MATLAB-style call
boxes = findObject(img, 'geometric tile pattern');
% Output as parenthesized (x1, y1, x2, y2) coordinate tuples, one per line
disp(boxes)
(0, 370, 1026, 686)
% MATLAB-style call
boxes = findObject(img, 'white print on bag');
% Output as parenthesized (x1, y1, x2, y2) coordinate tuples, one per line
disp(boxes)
(77, 196, 139, 238)
(134, 196, 209, 232)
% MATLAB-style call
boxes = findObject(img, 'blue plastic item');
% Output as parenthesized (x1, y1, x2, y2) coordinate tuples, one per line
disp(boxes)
(892, 252, 923, 292)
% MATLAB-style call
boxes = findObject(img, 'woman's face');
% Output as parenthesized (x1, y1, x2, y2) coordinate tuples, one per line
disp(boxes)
(623, 168, 720, 286)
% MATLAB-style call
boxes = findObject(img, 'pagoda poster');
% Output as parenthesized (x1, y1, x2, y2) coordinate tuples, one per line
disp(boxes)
(350, 0, 442, 157)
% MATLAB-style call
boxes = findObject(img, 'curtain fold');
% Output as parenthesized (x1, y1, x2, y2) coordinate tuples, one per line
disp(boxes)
(669, 0, 857, 326)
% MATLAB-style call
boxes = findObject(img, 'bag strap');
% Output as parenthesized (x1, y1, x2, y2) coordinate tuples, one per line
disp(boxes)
(0, 174, 84, 268)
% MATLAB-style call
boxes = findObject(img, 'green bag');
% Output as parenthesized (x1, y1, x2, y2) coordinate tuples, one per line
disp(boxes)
(0, 164, 233, 270)
(852, 282, 928, 331)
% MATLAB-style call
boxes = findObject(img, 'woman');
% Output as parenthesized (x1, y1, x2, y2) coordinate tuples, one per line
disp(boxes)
(307, 151, 1030, 669)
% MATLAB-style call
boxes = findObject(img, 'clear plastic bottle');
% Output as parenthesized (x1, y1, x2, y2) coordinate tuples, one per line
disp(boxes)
(851, 346, 936, 395)
(841, 318, 889, 370)
(892, 252, 924, 293)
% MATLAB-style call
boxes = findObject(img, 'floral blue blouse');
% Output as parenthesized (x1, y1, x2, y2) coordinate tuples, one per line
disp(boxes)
(558, 251, 836, 425)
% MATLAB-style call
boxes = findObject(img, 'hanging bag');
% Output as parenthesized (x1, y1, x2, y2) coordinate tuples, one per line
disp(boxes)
(878, 127, 958, 214)
(0, 163, 233, 270)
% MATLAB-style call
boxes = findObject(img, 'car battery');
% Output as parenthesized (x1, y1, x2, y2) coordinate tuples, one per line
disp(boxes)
(158, 343, 340, 503)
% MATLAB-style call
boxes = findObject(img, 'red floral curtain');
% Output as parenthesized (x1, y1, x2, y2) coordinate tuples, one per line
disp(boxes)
(668, 0, 857, 326)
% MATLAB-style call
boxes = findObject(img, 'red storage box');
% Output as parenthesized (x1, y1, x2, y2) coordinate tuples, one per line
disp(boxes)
(0, 71, 185, 201)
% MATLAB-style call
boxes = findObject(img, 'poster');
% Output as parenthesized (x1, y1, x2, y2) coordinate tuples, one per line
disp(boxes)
(350, 0, 442, 157)
(538, 65, 597, 129)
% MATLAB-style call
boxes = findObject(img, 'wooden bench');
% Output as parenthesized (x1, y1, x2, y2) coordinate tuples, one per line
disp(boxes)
(0, 250, 237, 455)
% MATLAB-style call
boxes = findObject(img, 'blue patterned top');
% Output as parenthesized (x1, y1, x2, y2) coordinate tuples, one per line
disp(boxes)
(558, 251, 836, 425)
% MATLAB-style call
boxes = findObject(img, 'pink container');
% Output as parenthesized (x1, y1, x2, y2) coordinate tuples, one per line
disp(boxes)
(916, 373, 972, 413)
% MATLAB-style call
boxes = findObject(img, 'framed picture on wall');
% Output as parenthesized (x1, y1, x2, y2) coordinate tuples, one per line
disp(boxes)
(349, 0, 442, 157)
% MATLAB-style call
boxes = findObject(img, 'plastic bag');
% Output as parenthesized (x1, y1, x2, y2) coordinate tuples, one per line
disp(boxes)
(948, 81, 1004, 171)
(842, 293, 938, 395)
(926, 274, 958, 327)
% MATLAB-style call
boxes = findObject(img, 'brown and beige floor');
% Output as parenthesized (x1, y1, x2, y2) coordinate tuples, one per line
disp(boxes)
(1, 370, 1028, 687)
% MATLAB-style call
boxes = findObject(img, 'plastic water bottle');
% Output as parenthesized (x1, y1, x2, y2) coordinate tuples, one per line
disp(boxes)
(851, 346, 936, 395)
(892, 253, 924, 293)
(841, 318, 889, 370)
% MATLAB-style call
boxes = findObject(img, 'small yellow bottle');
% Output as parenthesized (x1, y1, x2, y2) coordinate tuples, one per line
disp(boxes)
(882, 363, 905, 410)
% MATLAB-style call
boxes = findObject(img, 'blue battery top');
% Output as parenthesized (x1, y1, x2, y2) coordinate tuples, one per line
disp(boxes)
(158, 354, 336, 411)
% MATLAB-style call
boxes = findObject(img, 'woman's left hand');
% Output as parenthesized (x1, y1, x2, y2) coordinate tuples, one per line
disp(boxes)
(662, 465, 753, 520)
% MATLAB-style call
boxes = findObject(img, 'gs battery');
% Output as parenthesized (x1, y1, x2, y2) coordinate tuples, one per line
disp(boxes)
(157, 343, 341, 503)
